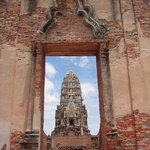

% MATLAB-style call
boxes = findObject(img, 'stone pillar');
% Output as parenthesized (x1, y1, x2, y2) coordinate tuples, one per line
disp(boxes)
(34, 43, 45, 150)
(20, 43, 45, 150)
(97, 42, 117, 149)
(25, 49, 37, 132)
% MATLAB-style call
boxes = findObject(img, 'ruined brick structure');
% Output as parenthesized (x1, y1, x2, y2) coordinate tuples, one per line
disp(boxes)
(50, 70, 97, 149)
(0, 0, 150, 149)
(52, 70, 90, 137)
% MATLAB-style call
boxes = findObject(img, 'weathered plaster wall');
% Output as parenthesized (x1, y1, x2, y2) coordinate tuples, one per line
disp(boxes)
(109, 0, 150, 149)
(0, 120, 10, 150)
(109, 0, 150, 116)
(0, 43, 36, 149)
(0, 44, 16, 150)
(0, 0, 150, 149)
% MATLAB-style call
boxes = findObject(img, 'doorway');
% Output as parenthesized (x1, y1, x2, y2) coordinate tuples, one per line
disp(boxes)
(34, 41, 110, 149)
(44, 56, 100, 136)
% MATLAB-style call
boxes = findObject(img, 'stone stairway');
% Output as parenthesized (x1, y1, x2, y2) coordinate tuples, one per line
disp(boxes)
(20, 131, 39, 150)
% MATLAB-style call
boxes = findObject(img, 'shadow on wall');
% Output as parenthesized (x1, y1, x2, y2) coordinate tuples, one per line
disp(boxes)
(0, 0, 6, 3)
(1, 144, 7, 150)
(28, 0, 38, 13)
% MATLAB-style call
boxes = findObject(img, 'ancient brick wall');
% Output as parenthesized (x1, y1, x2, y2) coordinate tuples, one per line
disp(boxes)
(51, 136, 92, 149)
(0, 0, 150, 149)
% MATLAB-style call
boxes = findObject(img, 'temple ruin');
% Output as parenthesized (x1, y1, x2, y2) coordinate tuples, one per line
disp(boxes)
(0, 0, 150, 149)
(48, 70, 98, 149)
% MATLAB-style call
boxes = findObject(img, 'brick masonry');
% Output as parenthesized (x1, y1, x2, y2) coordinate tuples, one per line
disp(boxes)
(0, 0, 150, 149)
(116, 110, 150, 149)
(10, 132, 23, 150)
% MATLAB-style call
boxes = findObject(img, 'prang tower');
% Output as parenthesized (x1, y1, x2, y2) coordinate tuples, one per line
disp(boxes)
(52, 70, 90, 136)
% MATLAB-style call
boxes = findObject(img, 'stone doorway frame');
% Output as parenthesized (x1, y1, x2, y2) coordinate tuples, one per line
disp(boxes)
(33, 41, 113, 149)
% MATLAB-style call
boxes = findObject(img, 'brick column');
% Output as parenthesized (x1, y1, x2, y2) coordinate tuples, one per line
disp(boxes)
(34, 43, 45, 150)
(97, 42, 116, 149)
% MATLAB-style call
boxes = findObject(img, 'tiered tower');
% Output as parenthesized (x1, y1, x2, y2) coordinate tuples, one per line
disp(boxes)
(52, 70, 90, 136)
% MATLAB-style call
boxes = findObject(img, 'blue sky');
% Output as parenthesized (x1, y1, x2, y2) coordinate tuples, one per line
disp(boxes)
(44, 56, 100, 135)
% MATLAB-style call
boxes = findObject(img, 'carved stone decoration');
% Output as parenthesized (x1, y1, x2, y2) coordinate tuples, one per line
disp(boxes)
(37, 0, 58, 33)
(76, 0, 106, 38)
(37, 0, 106, 38)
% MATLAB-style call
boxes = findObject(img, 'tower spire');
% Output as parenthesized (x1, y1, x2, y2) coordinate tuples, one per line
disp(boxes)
(52, 70, 90, 136)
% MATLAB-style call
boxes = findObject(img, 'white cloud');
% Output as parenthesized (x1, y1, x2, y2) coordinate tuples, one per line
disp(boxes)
(44, 75, 60, 135)
(59, 56, 76, 61)
(44, 105, 56, 113)
(45, 93, 59, 104)
(45, 78, 54, 92)
(44, 77, 59, 104)
(45, 62, 56, 78)
(70, 56, 76, 62)
(81, 82, 99, 135)
(59, 56, 66, 59)
(44, 120, 55, 136)
(81, 82, 97, 99)
(80, 82, 99, 135)
(74, 56, 89, 67)
(44, 101, 58, 135)
(79, 56, 89, 67)
(59, 56, 90, 68)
